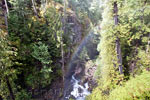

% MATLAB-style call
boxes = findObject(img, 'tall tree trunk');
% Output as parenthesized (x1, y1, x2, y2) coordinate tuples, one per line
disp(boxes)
(142, 0, 150, 54)
(1, 0, 8, 30)
(4, 10, 8, 30)
(31, 0, 40, 18)
(2, 1, 15, 100)
(61, 35, 65, 82)
(114, 2, 123, 74)
(6, 76, 15, 100)
(146, 33, 150, 54)
(4, 0, 8, 15)
(4, 0, 8, 29)
(61, 0, 67, 83)
(0, 96, 3, 100)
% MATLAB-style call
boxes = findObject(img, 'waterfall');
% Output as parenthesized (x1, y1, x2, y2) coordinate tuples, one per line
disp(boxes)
(64, 29, 99, 100)
(62, 1, 101, 98)
(70, 75, 90, 100)
(64, 32, 92, 100)
(65, 75, 90, 100)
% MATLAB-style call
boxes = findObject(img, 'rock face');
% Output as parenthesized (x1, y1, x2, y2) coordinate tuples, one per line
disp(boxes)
(33, 10, 86, 100)
(33, 2, 99, 99)
(33, 77, 63, 100)
(73, 61, 98, 92)
(74, 66, 82, 75)
(63, 25, 99, 99)
(84, 61, 97, 91)
(66, 15, 83, 45)
(63, 60, 97, 100)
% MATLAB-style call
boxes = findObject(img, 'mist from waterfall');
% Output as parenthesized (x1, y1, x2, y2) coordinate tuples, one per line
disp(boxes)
(64, 28, 99, 100)
(63, 0, 101, 99)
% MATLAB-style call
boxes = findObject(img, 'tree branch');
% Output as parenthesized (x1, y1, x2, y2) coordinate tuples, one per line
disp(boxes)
(4, 0, 9, 15)
(31, 0, 40, 18)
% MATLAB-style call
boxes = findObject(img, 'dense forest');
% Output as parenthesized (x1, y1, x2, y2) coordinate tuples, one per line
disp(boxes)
(0, 0, 150, 100)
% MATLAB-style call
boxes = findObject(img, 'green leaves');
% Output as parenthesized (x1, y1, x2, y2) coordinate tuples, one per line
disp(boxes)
(31, 41, 53, 85)
(31, 42, 52, 65)
(1, 0, 66, 98)
(109, 71, 150, 100)
(0, 30, 19, 100)
(89, 0, 150, 100)
(16, 90, 31, 100)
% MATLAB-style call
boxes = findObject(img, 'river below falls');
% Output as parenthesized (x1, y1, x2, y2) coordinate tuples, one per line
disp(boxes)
(65, 75, 90, 100)
(63, 29, 99, 100)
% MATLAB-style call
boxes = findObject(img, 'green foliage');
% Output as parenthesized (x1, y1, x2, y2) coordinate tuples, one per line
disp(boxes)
(89, 71, 150, 100)
(1, 0, 65, 98)
(89, 0, 150, 100)
(96, 0, 121, 86)
(0, 31, 18, 100)
(25, 67, 53, 88)
(54, 0, 63, 3)
(79, 47, 89, 61)
(16, 90, 32, 100)
(31, 42, 52, 66)
(69, 0, 102, 24)
(1, 0, 150, 99)
(109, 71, 150, 100)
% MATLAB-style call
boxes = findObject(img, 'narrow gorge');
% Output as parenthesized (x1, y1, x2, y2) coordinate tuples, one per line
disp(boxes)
(0, 0, 150, 100)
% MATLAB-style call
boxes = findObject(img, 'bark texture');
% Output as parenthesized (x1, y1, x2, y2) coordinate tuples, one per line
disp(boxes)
(114, 2, 123, 74)
(6, 76, 15, 100)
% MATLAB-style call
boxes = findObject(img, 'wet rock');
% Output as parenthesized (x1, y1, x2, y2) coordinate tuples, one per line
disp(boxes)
(83, 60, 98, 91)
(78, 87, 83, 93)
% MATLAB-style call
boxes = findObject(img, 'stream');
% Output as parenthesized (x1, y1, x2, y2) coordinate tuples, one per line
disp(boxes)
(64, 30, 99, 100)
(65, 75, 90, 100)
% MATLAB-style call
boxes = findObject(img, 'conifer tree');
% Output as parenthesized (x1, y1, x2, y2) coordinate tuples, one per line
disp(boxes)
(113, 1, 123, 74)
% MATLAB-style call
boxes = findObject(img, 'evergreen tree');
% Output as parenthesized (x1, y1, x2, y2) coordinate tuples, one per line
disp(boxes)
(89, 0, 150, 99)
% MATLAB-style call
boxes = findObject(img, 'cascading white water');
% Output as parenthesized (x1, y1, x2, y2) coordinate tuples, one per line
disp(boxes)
(64, 31, 99, 100)
(68, 75, 90, 100)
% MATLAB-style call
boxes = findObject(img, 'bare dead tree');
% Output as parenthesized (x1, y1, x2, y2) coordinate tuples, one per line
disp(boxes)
(31, 0, 40, 18)
(4, 0, 8, 15)
(1, 0, 8, 30)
